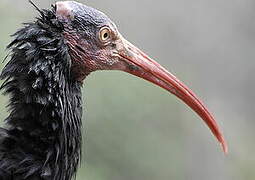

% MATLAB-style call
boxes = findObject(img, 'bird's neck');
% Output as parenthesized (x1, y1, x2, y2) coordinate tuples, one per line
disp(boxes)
(0, 11, 83, 180)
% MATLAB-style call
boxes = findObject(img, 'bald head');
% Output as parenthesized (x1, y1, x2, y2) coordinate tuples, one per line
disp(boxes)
(56, 1, 113, 28)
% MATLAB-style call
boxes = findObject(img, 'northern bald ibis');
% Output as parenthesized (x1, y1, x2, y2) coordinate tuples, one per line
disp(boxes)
(0, 1, 227, 180)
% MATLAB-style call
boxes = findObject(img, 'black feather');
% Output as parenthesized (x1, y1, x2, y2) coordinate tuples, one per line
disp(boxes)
(0, 6, 82, 180)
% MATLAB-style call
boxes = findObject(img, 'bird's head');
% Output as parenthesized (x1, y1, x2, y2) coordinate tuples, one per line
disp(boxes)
(55, 1, 227, 153)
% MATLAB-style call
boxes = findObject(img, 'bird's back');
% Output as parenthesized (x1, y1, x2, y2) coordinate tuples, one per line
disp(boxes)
(0, 6, 82, 179)
(0, 126, 48, 180)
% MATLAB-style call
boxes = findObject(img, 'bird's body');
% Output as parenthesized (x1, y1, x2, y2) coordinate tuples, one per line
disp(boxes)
(0, 8, 82, 179)
(0, 1, 227, 180)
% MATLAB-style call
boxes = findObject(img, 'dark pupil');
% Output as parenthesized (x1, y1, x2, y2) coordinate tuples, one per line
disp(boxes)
(103, 32, 108, 39)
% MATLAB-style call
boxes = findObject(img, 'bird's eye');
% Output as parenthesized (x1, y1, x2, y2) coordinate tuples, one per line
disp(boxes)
(99, 27, 112, 43)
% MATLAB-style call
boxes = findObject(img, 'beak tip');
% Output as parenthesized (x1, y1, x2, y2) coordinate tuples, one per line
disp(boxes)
(220, 137, 228, 155)
(119, 38, 228, 155)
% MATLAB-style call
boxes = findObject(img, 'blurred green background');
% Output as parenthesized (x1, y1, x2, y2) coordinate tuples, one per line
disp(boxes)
(0, 0, 254, 179)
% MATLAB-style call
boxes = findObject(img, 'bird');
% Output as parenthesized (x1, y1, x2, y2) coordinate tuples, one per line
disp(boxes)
(0, 1, 227, 180)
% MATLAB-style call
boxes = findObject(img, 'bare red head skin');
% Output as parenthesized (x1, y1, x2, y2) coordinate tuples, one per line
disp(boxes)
(56, 1, 228, 154)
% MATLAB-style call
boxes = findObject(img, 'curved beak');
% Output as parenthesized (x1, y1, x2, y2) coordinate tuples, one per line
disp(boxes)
(113, 37, 227, 154)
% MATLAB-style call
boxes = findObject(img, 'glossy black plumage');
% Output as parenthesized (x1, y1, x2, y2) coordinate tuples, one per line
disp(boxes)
(0, 6, 82, 180)
(0, 1, 228, 180)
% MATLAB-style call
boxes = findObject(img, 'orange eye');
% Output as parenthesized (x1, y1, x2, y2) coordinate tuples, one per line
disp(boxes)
(99, 27, 111, 42)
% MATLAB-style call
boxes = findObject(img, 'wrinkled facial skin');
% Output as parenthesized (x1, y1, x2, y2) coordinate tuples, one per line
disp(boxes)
(56, 1, 227, 153)
(56, 1, 123, 81)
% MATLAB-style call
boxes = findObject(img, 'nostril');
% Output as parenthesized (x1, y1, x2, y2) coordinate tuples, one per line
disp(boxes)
(128, 64, 139, 71)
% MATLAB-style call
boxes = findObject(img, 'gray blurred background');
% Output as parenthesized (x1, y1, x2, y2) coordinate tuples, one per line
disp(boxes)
(0, 0, 254, 179)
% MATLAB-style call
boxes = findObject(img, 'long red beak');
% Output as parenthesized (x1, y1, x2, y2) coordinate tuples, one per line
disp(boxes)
(115, 38, 227, 154)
